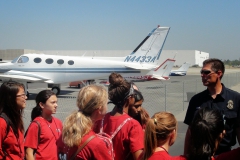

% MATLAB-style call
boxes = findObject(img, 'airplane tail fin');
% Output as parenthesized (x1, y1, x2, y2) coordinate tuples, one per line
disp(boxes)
(177, 62, 191, 72)
(124, 26, 170, 66)
(150, 59, 175, 80)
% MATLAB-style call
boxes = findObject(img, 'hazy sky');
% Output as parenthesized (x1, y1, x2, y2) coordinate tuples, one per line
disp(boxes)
(0, 1, 239, 60)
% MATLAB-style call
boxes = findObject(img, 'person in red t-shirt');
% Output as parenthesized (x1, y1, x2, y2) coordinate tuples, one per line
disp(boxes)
(94, 72, 144, 160)
(57, 85, 112, 160)
(138, 111, 185, 160)
(25, 90, 63, 160)
(128, 88, 149, 131)
(0, 81, 27, 160)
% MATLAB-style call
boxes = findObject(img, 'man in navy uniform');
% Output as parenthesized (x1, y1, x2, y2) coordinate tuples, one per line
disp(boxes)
(184, 58, 240, 155)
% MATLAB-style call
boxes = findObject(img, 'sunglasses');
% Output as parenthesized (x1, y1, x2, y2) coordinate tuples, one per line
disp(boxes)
(200, 70, 214, 75)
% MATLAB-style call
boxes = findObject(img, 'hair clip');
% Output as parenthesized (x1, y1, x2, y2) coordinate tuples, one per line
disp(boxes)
(154, 118, 157, 125)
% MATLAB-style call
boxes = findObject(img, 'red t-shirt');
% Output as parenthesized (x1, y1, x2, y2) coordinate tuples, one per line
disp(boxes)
(215, 147, 240, 160)
(57, 130, 112, 160)
(138, 151, 185, 160)
(0, 117, 24, 160)
(24, 116, 62, 160)
(93, 113, 144, 160)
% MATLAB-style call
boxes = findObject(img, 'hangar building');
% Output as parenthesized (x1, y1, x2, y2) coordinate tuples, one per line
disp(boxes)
(0, 49, 209, 67)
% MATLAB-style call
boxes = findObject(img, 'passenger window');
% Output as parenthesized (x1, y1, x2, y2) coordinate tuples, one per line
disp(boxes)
(57, 59, 64, 65)
(46, 58, 54, 64)
(18, 56, 29, 63)
(68, 60, 74, 65)
(34, 58, 42, 63)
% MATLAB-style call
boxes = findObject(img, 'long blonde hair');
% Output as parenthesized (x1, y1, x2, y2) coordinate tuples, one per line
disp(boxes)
(142, 112, 177, 160)
(62, 85, 108, 147)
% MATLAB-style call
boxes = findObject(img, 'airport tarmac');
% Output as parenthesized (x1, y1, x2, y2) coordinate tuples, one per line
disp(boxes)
(20, 67, 240, 156)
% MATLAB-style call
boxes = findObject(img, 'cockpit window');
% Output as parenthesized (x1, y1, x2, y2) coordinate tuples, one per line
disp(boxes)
(45, 58, 54, 64)
(11, 57, 19, 63)
(17, 56, 29, 63)
(34, 58, 42, 63)
(68, 60, 74, 65)
(57, 59, 64, 65)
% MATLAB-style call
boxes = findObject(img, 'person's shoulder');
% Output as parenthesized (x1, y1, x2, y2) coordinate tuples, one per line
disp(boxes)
(189, 89, 208, 103)
(33, 116, 43, 122)
(193, 89, 208, 98)
(224, 87, 240, 96)
(171, 155, 187, 160)
(0, 116, 8, 128)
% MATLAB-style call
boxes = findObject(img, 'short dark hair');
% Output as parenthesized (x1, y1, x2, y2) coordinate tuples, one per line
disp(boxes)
(203, 58, 225, 79)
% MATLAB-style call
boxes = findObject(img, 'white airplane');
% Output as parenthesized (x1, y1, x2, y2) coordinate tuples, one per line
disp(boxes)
(169, 62, 191, 76)
(125, 58, 175, 81)
(0, 25, 170, 96)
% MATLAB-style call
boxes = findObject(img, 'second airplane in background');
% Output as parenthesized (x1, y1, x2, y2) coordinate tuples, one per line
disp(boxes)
(169, 62, 191, 76)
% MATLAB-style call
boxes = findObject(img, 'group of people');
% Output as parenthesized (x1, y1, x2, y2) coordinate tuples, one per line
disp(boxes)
(0, 58, 239, 160)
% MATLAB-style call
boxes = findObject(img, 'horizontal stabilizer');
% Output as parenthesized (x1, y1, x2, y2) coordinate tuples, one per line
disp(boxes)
(152, 74, 170, 80)
(125, 64, 157, 70)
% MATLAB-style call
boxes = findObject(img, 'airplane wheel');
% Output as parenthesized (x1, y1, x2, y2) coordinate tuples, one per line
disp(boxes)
(77, 84, 81, 88)
(52, 87, 60, 95)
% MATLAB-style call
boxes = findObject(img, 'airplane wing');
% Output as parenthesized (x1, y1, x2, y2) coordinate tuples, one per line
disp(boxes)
(0, 70, 51, 82)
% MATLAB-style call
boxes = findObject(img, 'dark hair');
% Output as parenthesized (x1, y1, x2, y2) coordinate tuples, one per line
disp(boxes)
(31, 90, 56, 121)
(0, 81, 25, 135)
(108, 72, 132, 108)
(203, 58, 225, 79)
(189, 107, 224, 160)
(134, 89, 144, 102)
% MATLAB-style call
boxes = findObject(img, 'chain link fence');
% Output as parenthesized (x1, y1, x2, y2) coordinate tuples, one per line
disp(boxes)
(23, 72, 240, 129)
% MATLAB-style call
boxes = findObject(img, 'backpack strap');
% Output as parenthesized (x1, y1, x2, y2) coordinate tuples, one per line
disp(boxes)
(110, 117, 132, 139)
(100, 115, 132, 139)
(0, 113, 11, 158)
(0, 113, 11, 142)
(69, 135, 95, 160)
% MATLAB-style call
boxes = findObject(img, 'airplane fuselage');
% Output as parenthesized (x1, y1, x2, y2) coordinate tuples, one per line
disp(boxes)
(0, 54, 151, 83)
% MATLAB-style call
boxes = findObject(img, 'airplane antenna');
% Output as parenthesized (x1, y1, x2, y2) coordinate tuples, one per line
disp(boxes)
(92, 51, 96, 59)
(173, 52, 177, 60)
(82, 51, 87, 57)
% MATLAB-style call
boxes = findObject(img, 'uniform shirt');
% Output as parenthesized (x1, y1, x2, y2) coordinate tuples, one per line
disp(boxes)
(184, 84, 240, 150)
(94, 113, 144, 160)
(0, 118, 24, 160)
(137, 151, 186, 160)
(57, 130, 112, 160)
(24, 116, 62, 160)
